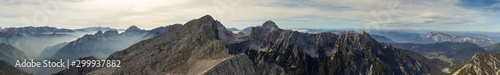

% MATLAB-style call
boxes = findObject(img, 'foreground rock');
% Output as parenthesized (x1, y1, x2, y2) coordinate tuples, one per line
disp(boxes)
(88, 15, 256, 75)
(451, 53, 500, 75)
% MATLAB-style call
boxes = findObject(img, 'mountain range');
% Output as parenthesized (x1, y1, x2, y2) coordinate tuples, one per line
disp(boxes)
(391, 42, 488, 69)
(486, 43, 500, 53)
(225, 20, 449, 74)
(87, 15, 255, 75)
(50, 15, 452, 74)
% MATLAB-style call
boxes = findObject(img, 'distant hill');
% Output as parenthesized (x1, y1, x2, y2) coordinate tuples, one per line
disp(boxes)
(0, 26, 74, 34)
(418, 32, 497, 46)
(36, 42, 69, 61)
(74, 27, 124, 32)
(486, 43, 500, 53)
(239, 27, 253, 33)
(0, 43, 28, 65)
(227, 27, 239, 31)
(368, 31, 497, 46)
(371, 34, 395, 43)
(391, 42, 488, 68)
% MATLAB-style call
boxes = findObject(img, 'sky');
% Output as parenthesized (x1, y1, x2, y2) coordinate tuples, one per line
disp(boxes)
(0, 0, 499, 32)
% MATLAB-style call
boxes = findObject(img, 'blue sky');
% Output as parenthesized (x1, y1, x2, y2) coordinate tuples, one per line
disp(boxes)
(0, 0, 499, 32)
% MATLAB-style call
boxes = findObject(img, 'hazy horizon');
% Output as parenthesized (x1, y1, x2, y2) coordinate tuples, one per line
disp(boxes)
(1, 0, 499, 32)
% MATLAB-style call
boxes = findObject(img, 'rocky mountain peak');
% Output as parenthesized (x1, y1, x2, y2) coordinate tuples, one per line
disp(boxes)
(451, 52, 500, 75)
(335, 31, 379, 54)
(103, 30, 119, 37)
(427, 31, 452, 36)
(200, 15, 215, 21)
(95, 30, 103, 35)
(360, 31, 367, 34)
(89, 15, 256, 75)
(124, 25, 142, 33)
(180, 15, 220, 41)
(262, 20, 278, 30)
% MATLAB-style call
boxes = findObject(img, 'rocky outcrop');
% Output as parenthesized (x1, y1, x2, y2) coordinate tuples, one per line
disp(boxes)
(90, 15, 255, 75)
(391, 42, 488, 68)
(451, 53, 500, 75)
(202, 54, 256, 75)
(225, 20, 448, 75)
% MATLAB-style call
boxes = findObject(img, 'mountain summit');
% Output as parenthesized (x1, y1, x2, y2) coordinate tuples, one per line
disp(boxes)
(89, 15, 255, 75)
(262, 20, 279, 31)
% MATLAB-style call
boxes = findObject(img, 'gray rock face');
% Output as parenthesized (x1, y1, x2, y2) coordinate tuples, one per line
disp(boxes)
(451, 53, 500, 75)
(215, 20, 235, 44)
(89, 15, 255, 75)
(148, 24, 181, 37)
(255, 63, 286, 75)
(225, 20, 448, 74)
(202, 54, 256, 75)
